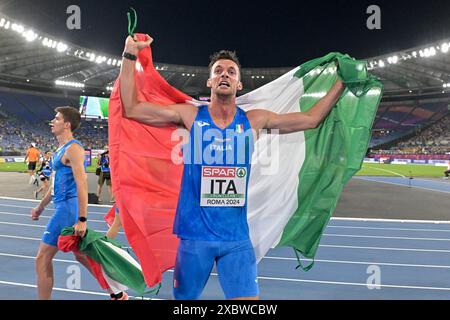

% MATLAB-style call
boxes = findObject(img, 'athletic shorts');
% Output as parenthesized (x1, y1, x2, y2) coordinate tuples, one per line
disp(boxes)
(42, 197, 79, 246)
(98, 171, 111, 186)
(28, 162, 37, 171)
(39, 174, 50, 182)
(173, 238, 259, 300)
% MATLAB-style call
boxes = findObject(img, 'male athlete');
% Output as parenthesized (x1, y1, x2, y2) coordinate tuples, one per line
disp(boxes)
(120, 35, 345, 299)
(30, 107, 90, 299)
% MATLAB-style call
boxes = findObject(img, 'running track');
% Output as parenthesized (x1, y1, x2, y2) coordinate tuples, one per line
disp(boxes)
(1, 196, 450, 300)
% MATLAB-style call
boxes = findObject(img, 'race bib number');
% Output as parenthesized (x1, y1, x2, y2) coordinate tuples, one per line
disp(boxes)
(200, 166, 247, 207)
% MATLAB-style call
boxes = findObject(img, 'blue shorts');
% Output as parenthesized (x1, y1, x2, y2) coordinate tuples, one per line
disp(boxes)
(173, 239, 259, 300)
(42, 198, 79, 246)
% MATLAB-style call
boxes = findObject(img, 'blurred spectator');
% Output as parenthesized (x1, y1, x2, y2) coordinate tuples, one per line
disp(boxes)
(24, 142, 41, 184)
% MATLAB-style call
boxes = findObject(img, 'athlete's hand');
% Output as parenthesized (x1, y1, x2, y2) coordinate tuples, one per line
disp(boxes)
(74, 221, 87, 238)
(31, 206, 44, 221)
(124, 34, 153, 55)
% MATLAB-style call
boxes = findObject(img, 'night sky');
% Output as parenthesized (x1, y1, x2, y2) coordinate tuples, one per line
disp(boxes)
(2, 0, 450, 68)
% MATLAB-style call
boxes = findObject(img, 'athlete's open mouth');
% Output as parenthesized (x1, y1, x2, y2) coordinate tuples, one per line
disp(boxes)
(219, 81, 230, 87)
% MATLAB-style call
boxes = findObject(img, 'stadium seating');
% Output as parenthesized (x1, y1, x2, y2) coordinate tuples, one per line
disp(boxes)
(0, 88, 448, 156)
(370, 102, 449, 148)
(371, 113, 450, 156)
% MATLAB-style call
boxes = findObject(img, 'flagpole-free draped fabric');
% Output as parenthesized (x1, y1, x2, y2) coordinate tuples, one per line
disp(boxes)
(108, 33, 382, 286)
(58, 227, 146, 294)
(238, 54, 382, 266)
(107, 34, 191, 287)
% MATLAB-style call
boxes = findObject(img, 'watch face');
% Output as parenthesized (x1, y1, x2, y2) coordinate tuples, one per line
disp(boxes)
(79, 217, 87, 222)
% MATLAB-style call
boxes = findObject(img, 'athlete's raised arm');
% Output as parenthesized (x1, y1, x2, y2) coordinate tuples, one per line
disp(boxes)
(119, 35, 197, 129)
(247, 79, 345, 135)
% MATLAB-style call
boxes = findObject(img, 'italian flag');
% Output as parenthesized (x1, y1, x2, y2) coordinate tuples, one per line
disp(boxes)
(58, 227, 147, 295)
(107, 34, 382, 286)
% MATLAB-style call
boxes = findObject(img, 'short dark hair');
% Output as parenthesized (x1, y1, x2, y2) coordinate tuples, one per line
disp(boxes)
(208, 50, 241, 75)
(55, 106, 81, 132)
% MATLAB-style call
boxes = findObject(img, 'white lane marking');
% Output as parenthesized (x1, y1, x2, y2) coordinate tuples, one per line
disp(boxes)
(0, 211, 110, 224)
(2, 200, 450, 225)
(263, 256, 450, 269)
(0, 197, 39, 203)
(3, 277, 447, 297)
(1, 232, 450, 254)
(257, 276, 450, 291)
(354, 177, 450, 194)
(328, 225, 450, 233)
(0, 203, 108, 215)
(0, 196, 113, 208)
(4, 207, 450, 235)
(3, 253, 450, 292)
(323, 233, 450, 241)
(6, 207, 443, 229)
(2, 219, 449, 242)
(361, 166, 406, 178)
(320, 244, 450, 253)
(331, 217, 450, 224)
(170, 269, 450, 291)
(0, 221, 124, 235)
(3, 247, 450, 279)
(0, 280, 162, 300)
(4, 251, 450, 270)
(0, 252, 76, 263)
(0, 234, 131, 250)
(0, 234, 41, 241)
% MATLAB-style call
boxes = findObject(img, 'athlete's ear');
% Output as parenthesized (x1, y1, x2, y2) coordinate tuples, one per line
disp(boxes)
(237, 81, 243, 91)
(207, 78, 212, 88)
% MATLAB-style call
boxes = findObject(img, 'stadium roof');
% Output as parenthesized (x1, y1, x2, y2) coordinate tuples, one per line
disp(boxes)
(1, 12, 450, 102)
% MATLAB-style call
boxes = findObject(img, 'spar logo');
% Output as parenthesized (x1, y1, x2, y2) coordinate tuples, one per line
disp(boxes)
(202, 166, 247, 178)
(202, 166, 236, 178)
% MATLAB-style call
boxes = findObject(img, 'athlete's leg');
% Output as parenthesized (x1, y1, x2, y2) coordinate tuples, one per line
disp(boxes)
(106, 213, 122, 239)
(106, 180, 114, 202)
(173, 239, 216, 300)
(37, 198, 79, 298)
(97, 173, 104, 200)
(216, 239, 259, 300)
(42, 179, 49, 195)
(35, 179, 47, 198)
(35, 242, 58, 299)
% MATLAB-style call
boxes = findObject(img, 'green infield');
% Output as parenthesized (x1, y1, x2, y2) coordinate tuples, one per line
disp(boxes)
(0, 161, 97, 173)
(356, 163, 446, 178)
(0, 160, 446, 178)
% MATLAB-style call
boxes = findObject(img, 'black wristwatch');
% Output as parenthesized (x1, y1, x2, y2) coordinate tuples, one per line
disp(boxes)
(78, 217, 87, 222)
(122, 52, 137, 61)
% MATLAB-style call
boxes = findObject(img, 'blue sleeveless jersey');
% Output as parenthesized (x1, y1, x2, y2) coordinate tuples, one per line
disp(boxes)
(173, 105, 254, 241)
(42, 158, 52, 178)
(52, 140, 84, 203)
(100, 153, 110, 172)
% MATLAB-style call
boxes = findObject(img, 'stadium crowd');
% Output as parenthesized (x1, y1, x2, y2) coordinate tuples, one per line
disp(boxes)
(0, 113, 108, 155)
(371, 113, 450, 155)
(1, 102, 449, 157)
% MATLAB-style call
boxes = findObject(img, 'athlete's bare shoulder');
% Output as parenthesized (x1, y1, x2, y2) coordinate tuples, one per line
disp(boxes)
(170, 103, 200, 131)
(245, 109, 269, 133)
(61, 141, 84, 166)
